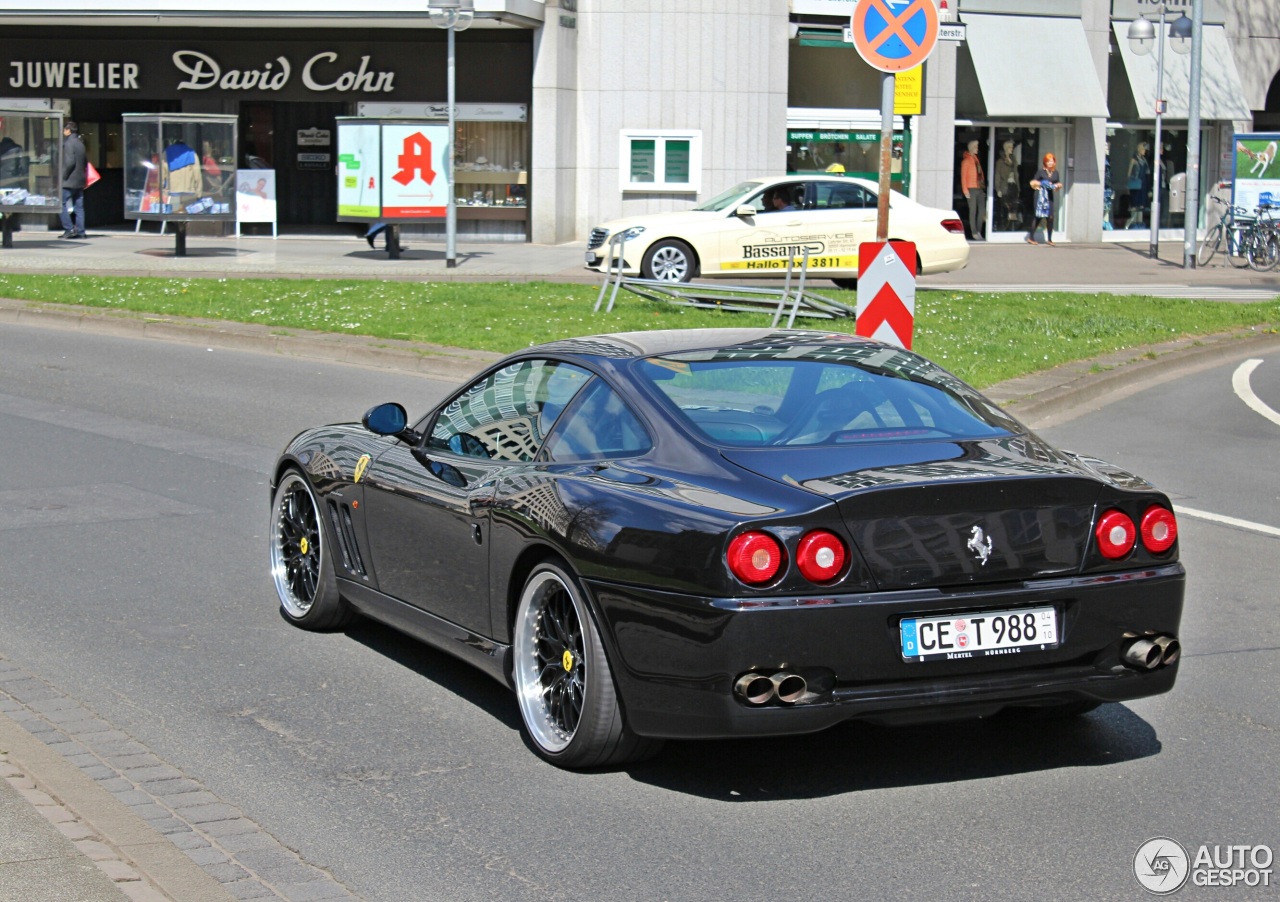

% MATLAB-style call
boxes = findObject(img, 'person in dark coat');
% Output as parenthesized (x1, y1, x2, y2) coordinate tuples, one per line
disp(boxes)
(60, 120, 88, 238)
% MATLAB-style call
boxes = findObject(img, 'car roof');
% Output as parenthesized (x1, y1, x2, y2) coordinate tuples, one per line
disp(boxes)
(526, 328, 883, 361)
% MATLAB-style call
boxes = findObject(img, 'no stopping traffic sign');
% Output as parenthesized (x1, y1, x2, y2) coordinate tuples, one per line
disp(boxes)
(852, 0, 940, 73)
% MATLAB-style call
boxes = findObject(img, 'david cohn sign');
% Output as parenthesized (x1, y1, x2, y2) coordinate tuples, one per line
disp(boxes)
(172, 50, 395, 93)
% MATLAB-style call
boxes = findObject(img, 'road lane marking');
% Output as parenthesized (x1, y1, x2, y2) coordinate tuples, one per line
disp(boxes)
(1176, 505, 1280, 538)
(1232, 358, 1280, 426)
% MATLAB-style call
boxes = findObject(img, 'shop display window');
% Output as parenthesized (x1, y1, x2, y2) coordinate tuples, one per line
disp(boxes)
(0, 109, 62, 212)
(787, 130, 909, 193)
(1105, 125, 1200, 232)
(122, 113, 237, 220)
(337, 117, 529, 226)
(454, 121, 529, 215)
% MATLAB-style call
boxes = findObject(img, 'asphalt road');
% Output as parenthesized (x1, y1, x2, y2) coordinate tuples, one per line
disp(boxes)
(0, 324, 1276, 901)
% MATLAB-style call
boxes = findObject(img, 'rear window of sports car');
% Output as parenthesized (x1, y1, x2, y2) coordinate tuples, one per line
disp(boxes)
(635, 345, 1019, 447)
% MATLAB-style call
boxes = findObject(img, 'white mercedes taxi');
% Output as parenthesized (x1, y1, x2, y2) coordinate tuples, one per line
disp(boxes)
(585, 175, 969, 288)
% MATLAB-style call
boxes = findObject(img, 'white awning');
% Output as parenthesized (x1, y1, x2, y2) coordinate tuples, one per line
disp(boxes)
(1111, 23, 1251, 121)
(963, 14, 1109, 118)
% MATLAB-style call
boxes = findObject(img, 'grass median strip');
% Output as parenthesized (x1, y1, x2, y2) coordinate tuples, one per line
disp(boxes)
(1, 274, 1276, 388)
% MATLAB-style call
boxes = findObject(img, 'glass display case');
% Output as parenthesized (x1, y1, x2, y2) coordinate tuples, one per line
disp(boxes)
(0, 108, 63, 213)
(453, 120, 528, 221)
(122, 113, 236, 221)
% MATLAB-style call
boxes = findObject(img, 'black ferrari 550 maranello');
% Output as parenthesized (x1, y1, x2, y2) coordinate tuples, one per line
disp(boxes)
(269, 329, 1184, 768)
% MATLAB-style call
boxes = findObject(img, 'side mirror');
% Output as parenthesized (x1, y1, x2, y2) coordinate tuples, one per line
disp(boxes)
(735, 204, 756, 218)
(362, 402, 420, 443)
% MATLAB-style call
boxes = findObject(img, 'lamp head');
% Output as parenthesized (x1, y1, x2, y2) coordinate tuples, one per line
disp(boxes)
(429, 0, 474, 30)
(1127, 16, 1156, 56)
(1169, 14, 1192, 55)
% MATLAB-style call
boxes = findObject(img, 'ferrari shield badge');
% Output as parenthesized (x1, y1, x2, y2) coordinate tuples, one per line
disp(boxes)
(966, 525, 993, 565)
(353, 454, 371, 484)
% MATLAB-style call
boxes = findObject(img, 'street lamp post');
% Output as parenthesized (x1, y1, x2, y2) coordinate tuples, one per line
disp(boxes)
(428, 0, 474, 269)
(1183, 0, 1203, 270)
(1127, 7, 1192, 261)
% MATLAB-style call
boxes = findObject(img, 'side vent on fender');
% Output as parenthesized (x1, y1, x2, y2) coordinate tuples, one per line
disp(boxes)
(327, 500, 367, 577)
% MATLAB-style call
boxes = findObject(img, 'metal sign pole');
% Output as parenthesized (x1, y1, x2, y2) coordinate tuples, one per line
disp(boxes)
(877, 72, 895, 243)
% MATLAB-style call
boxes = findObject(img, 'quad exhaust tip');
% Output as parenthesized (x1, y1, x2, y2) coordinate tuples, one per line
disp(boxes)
(1121, 634, 1181, 670)
(734, 671, 807, 706)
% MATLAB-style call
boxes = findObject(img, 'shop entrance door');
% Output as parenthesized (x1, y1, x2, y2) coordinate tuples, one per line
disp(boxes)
(954, 125, 1068, 242)
(240, 101, 343, 231)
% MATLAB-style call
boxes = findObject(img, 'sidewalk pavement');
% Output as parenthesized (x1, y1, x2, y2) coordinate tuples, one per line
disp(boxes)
(1, 227, 1278, 900)
(0, 226, 1277, 295)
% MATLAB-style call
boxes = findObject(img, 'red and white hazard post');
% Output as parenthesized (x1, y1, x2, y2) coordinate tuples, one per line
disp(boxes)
(855, 241, 917, 349)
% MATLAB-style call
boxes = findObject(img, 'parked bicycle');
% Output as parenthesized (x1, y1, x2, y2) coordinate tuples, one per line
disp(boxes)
(1198, 196, 1253, 268)
(1245, 203, 1280, 272)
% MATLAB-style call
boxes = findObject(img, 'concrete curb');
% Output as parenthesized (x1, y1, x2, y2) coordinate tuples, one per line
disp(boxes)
(0, 296, 502, 382)
(0, 714, 232, 901)
(989, 327, 1280, 426)
(4, 297, 1277, 422)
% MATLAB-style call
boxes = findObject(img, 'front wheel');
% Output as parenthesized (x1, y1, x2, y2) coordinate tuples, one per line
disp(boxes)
(641, 239, 697, 282)
(1197, 224, 1222, 266)
(269, 469, 353, 630)
(512, 561, 661, 768)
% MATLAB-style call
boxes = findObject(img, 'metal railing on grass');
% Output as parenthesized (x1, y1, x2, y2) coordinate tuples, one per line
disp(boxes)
(592, 230, 856, 327)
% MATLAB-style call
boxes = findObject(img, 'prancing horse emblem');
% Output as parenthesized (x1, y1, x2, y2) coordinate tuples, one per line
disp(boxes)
(966, 525, 994, 565)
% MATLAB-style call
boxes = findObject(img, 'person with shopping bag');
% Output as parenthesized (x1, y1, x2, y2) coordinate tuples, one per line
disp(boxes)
(60, 120, 88, 239)
(1025, 152, 1063, 246)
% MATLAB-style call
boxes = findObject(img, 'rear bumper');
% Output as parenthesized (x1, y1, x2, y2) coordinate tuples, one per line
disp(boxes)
(585, 564, 1184, 739)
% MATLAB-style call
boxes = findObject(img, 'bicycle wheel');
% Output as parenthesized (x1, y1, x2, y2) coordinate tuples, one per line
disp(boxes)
(1228, 226, 1253, 268)
(1248, 230, 1280, 272)
(1197, 224, 1222, 266)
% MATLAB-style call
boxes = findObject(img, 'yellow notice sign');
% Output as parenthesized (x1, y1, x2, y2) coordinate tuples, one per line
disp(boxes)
(894, 65, 924, 116)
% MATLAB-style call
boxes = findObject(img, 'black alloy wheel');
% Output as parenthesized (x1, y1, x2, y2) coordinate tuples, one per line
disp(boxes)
(512, 561, 661, 768)
(269, 469, 351, 630)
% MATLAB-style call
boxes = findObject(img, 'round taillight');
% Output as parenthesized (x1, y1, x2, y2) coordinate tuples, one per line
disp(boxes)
(796, 530, 848, 583)
(727, 531, 784, 585)
(1095, 509, 1137, 559)
(1140, 505, 1178, 553)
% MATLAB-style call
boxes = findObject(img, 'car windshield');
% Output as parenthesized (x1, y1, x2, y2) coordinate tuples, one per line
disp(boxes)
(635, 341, 1020, 447)
(692, 181, 762, 212)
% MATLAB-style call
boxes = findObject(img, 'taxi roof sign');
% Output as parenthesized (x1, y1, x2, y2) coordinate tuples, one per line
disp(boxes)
(851, 0, 940, 73)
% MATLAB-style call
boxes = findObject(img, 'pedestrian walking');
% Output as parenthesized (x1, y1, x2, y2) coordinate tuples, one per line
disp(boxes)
(960, 139, 986, 240)
(1025, 152, 1063, 246)
(60, 120, 88, 239)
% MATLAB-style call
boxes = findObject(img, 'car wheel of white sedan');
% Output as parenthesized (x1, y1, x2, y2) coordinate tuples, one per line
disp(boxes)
(513, 561, 662, 768)
(642, 239, 697, 282)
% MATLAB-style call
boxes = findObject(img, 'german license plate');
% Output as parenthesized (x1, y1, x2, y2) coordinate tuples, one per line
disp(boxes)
(900, 606, 1058, 663)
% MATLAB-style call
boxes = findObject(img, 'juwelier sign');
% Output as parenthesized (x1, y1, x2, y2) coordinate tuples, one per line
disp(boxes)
(1, 40, 425, 101)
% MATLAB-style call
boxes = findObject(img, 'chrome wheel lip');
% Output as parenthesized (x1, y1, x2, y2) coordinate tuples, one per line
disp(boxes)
(514, 570, 585, 754)
(269, 472, 323, 619)
(650, 246, 690, 281)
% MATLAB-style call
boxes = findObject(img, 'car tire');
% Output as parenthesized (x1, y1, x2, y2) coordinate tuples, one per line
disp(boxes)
(641, 239, 697, 282)
(512, 560, 662, 768)
(269, 469, 353, 630)
(831, 278, 858, 290)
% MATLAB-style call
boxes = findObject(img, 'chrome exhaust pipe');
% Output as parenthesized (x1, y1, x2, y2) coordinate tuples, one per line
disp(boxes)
(770, 672, 808, 705)
(1153, 635, 1180, 667)
(1121, 637, 1161, 670)
(734, 673, 775, 706)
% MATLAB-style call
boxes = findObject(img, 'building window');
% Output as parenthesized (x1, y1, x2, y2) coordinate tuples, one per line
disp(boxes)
(620, 130, 701, 193)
